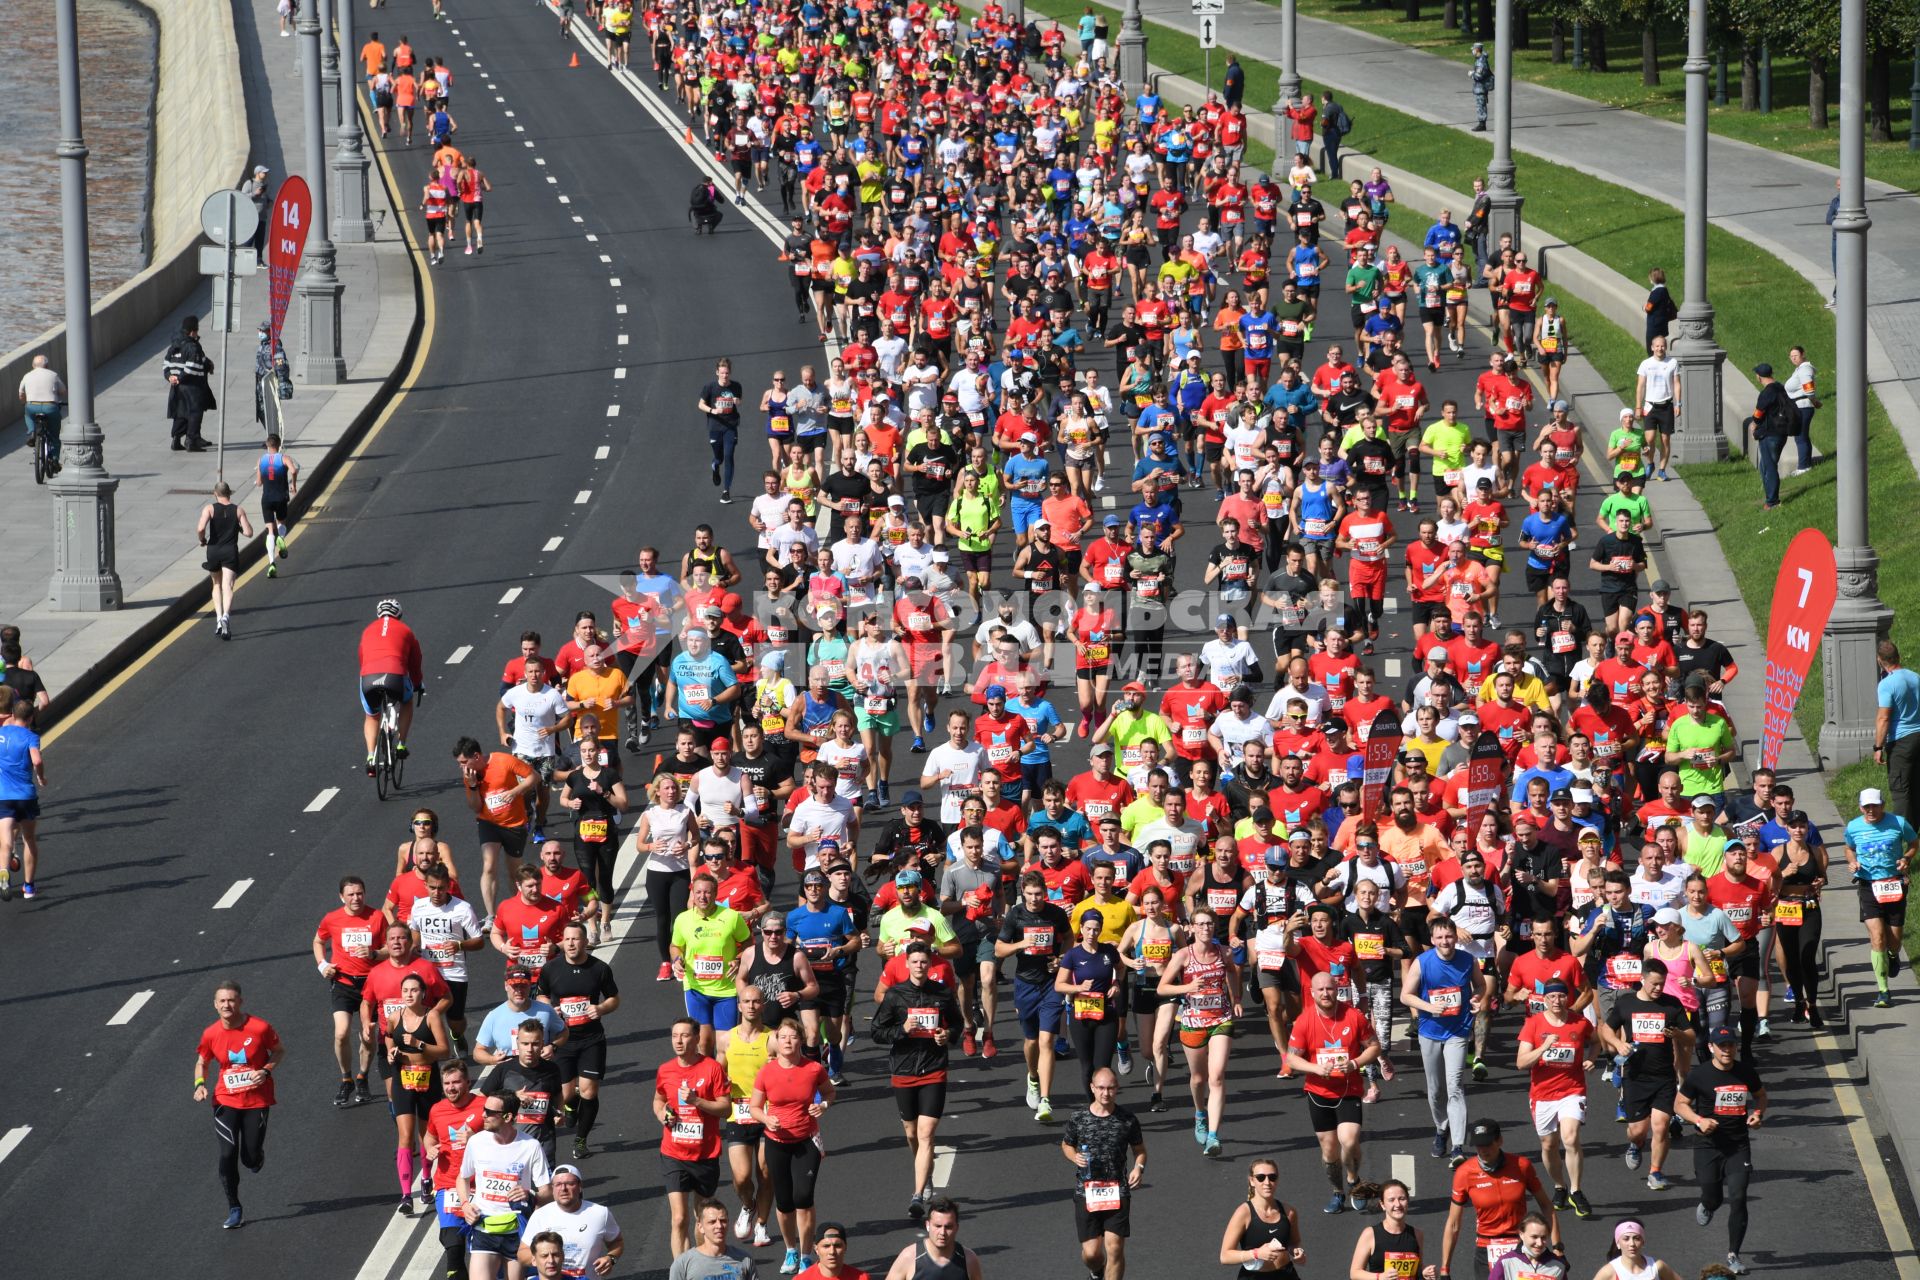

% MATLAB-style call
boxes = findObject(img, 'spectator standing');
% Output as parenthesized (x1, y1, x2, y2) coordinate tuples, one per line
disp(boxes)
(1876, 641, 1920, 829)
(1746, 363, 1795, 511)
(1782, 345, 1820, 476)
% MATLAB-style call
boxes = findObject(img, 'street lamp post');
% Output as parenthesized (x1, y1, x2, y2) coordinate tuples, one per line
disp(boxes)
(332, 0, 373, 242)
(1279, 0, 1300, 102)
(296, 0, 346, 383)
(47, 0, 122, 611)
(1821, 0, 1894, 767)
(1484, 0, 1524, 252)
(1670, 0, 1727, 462)
(1117, 0, 1147, 95)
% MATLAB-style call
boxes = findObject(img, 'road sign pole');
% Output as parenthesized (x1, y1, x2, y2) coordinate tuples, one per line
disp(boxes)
(217, 190, 236, 485)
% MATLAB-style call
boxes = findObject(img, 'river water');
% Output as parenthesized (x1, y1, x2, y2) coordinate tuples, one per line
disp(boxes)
(0, 0, 157, 354)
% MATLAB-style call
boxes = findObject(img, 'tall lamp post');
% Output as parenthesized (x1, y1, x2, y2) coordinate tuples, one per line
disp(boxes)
(1821, 0, 1894, 766)
(333, 0, 373, 242)
(1484, 0, 1524, 251)
(1117, 0, 1147, 95)
(296, 0, 346, 383)
(1670, 0, 1727, 461)
(47, 0, 122, 611)
(1273, 0, 1301, 160)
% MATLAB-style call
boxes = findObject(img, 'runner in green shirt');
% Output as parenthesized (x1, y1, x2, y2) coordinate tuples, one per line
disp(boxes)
(1093, 682, 1172, 779)
(1418, 400, 1473, 500)
(1664, 679, 1736, 799)
(670, 877, 751, 1052)
(1605, 407, 1652, 485)
(1595, 471, 1654, 537)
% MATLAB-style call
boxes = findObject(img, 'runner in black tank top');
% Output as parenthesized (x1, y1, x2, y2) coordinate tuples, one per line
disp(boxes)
(197, 483, 253, 639)
(1226, 1164, 1303, 1280)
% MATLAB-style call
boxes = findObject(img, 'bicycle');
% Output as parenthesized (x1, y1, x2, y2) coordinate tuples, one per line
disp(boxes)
(26, 420, 60, 486)
(371, 690, 408, 800)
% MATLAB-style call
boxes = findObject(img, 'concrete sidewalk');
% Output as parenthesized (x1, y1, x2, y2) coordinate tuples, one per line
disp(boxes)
(1133, 0, 1920, 464)
(2, 0, 418, 717)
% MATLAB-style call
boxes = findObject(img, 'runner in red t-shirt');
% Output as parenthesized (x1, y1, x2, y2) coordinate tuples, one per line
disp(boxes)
(654, 1021, 733, 1255)
(1284, 971, 1379, 1197)
(1334, 489, 1396, 648)
(195, 983, 283, 1224)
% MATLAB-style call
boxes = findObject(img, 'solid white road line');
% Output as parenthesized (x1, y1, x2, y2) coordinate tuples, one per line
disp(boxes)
(932, 1144, 958, 1188)
(544, 537, 565, 552)
(305, 786, 339, 812)
(447, 645, 473, 664)
(1811, 1027, 1920, 1280)
(107, 990, 155, 1025)
(352, 1210, 430, 1280)
(0, 1127, 30, 1165)
(499, 587, 524, 604)
(595, 446, 611, 459)
(212, 879, 254, 910)
(575, 490, 592, 504)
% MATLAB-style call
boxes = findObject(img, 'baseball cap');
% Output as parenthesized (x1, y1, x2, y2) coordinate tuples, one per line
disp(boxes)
(1649, 578, 1673, 594)
(1547, 399, 1568, 412)
(1458, 713, 1480, 726)
(1215, 612, 1236, 627)
(1707, 1025, 1738, 1047)
(1103, 513, 1121, 526)
(1753, 362, 1774, 378)
(1577, 827, 1603, 843)
(900, 790, 924, 807)
(1543, 296, 1558, 307)
(888, 494, 906, 507)
(1653, 906, 1682, 925)
(818, 837, 842, 853)
(1019, 431, 1038, 443)
(1862, 788, 1886, 807)
(505, 968, 534, 985)
(1468, 1118, 1501, 1146)
(895, 868, 924, 888)
(802, 870, 827, 887)
(1264, 849, 1286, 868)
(1122, 680, 1147, 695)
(552, 1164, 583, 1180)
(1091, 742, 1115, 756)
(710, 736, 732, 751)
(1691, 794, 1719, 810)
(1549, 788, 1573, 803)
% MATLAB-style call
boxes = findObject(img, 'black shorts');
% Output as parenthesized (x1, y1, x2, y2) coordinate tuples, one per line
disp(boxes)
(1600, 589, 1638, 617)
(1203, 442, 1225, 462)
(1350, 305, 1368, 329)
(723, 1119, 765, 1145)
(660, 1153, 720, 1196)
(1420, 306, 1445, 324)
(1525, 567, 1557, 595)
(1623, 1075, 1678, 1121)
(424, 215, 447, 235)
(957, 549, 994, 574)
(1073, 1196, 1132, 1241)
(1131, 981, 1167, 1015)
(1857, 879, 1909, 926)
(802, 972, 847, 1014)
(1411, 600, 1445, 627)
(445, 980, 469, 1022)
(328, 976, 367, 1015)
(894, 1078, 948, 1121)
(464, 202, 484, 224)
(1725, 947, 1760, 981)
(1645, 402, 1676, 435)
(555, 1035, 608, 1081)
(1308, 1094, 1364, 1131)
(476, 820, 530, 858)
(261, 498, 290, 528)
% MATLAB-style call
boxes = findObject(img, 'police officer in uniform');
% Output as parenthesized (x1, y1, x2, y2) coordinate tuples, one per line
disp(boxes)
(1470, 44, 1493, 131)
(164, 314, 216, 452)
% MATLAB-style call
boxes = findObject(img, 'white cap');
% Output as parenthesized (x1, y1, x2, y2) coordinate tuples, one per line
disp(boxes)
(1861, 788, 1885, 807)
(1653, 907, 1682, 926)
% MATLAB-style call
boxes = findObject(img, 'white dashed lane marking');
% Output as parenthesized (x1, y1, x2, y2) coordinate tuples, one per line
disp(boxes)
(0, 1128, 31, 1166)
(606, 404, 621, 418)
(305, 786, 339, 812)
(499, 587, 524, 604)
(544, 537, 565, 552)
(212, 879, 254, 910)
(595, 446, 611, 459)
(446, 645, 473, 665)
(107, 991, 155, 1025)
(574, 490, 592, 505)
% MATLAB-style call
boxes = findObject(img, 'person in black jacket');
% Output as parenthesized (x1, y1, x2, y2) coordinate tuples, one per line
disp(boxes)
(868, 941, 963, 1221)
(163, 314, 215, 452)
(1643, 267, 1679, 351)
(1748, 363, 1795, 511)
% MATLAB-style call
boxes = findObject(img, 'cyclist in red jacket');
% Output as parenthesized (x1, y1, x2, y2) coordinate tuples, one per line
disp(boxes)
(360, 598, 425, 774)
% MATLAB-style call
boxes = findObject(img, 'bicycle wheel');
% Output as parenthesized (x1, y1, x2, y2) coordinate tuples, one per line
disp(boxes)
(32, 436, 46, 486)
(375, 728, 393, 801)
(391, 731, 407, 790)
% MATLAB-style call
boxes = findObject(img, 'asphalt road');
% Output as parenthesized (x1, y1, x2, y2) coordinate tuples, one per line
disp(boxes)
(0, 1, 1905, 1277)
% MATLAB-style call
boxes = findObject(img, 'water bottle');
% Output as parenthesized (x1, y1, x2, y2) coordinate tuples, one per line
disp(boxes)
(1077, 1142, 1090, 1183)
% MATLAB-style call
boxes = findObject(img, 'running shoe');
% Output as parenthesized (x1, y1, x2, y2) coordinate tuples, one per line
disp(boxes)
(981, 1034, 998, 1060)
(19, 882, 34, 899)
(573, 1137, 589, 1160)
(1378, 1056, 1395, 1082)
(781, 1249, 800, 1275)
(752, 1221, 773, 1247)
(1755, 1018, 1772, 1041)
(1808, 1006, 1827, 1030)
(223, 1206, 244, 1230)
(1470, 1054, 1488, 1082)
(1116, 1041, 1133, 1075)
(398, 1196, 416, 1217)
(1203, 1132, 1222, 1156)
(962, 1028, 976, 1057)
(711, 462, 722, 487)
(1148, 1092, 1167, 1112)
(734, 1206, 752, 1241)
(799, 1257, 816, 1272)
(1035, 1097, 1054, 1122)
(1552, 1187, 1570, 1211)
(1569, 1189, 1594, 1219)
(1877, 991, 1895, 1008)
(1726, 1254, 1750, 1275)
(1349, 1187, 1369, 1212)
(908, 1191, 926, 1221)
(1363, 1081, 1380, 1104)
(353, 1076, 372, 1105)
(334, 1078, 355, 1108)
(658, 961, 673, 981)
(1431, 1128, 1448, 1158)
(1322, 1193, 1347, 1214)
(1624, 1143, 1642, 1170)
(1025, 1076, 1041, 1110)
(720, 490, 732, 505)
(366, 754, 376, 777)
(1697, 1203, 1714, 1226)
(1194, 1112, 1209, 1145)
(1646, 1171, 1670, 1191)
(911, 735, 926, 753)
(1780, 985, 1797, 1004)
(1448, 1147, 1468, 1168)
(267, 564, 277, 578)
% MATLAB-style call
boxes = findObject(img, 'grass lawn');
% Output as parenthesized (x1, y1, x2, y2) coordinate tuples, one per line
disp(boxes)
(1265, 0, 1920, 194)
(1021, 0, 1919, 817)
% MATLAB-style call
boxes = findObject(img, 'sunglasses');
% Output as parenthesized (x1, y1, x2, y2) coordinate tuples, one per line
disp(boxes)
(412, 819, 436, 827)
(484, 1108, 511, 1117)
(1251, 1172, 1279, 1182)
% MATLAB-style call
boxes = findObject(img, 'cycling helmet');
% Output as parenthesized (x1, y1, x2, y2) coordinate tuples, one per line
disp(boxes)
(376, 598, 403, 619)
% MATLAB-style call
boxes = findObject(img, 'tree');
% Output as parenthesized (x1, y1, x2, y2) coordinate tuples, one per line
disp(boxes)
(1723, 0, 1840, 128)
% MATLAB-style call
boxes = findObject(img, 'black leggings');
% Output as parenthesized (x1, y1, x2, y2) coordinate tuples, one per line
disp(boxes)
(440, 1224, 467, 1279)
(1067, 1015, 1120, 1097)
(648, 867, 691, 963)
(1776, 909, 1824, 1002)
(1694, 1142, 1752, 1253)
(1348, 593, 1384, 636)
(578, 838, 619, 905)
(214, 1105, 269, 1208)
(765, 1134, 823, 1211)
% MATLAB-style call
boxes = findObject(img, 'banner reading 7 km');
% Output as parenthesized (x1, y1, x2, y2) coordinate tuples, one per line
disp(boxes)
(1760, 528, 1839, 770)
(266, 176, 313, 350)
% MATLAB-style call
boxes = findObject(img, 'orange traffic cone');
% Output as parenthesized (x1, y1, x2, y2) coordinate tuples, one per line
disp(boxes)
(568, 50, 579, 67)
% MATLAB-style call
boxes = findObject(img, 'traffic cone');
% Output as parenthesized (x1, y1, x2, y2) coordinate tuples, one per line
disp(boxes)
(568, 50, 579, 67)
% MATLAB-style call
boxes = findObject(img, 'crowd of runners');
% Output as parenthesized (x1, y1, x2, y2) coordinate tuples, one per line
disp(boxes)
(166, 1, 1920, 1279)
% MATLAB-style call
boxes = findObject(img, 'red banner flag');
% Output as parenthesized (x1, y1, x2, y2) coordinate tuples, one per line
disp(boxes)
(1760, 528, 1838, 770)
(1359, 708, 1404, 822)
(1462, 731, 1509, 842)
(266, 176, 312, 349)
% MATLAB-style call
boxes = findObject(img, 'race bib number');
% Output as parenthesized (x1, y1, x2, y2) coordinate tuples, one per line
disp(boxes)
(1773, 900, 1804, 925)
(558, 996, 593, 1026)
(1541, 1044, 1576, 1064)
(1550, 630, 1575, 654)
(691, 953, 726, 980)
(685, 681, 712, 710)
(1083, 1180, 1122, 1212)
(222, 1068, 264, 1093)
(1316, 1048, 1350, 1074)
(342, 928, 375, 955)
(1383, 1254, 1420, 1279)
(987, 743, 1015, 765)
(577, 818, 609, 843)
(1874, 878, 1906, 904)
(1353, 934, 1384, 960)
(1023, 926, 1055, 955)
(400, 1064, 433, 1092)
(1181, 725, 1206, 746)
(1256, 945, 1286, 971)
(1303, 518, 1330, 538)
(1630, 1012, 1667, 1043)
(864, 693, 892, 715)
(907, 1007, 942, 1036)
(1430, 987, 1462, 1014)
(1713, 1086, 1749, 1117)
(671, 1116, 706, 1144)
(1072, 993, 1106, 1020)
(731, 1100, 753, 1124)
(770, 415, 792, 434)
(1084, 643, 1109, 664)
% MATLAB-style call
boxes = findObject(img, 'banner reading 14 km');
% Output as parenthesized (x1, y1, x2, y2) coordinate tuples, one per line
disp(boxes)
(1760, 528, 1839, 770)
(266, 176, 313, 350)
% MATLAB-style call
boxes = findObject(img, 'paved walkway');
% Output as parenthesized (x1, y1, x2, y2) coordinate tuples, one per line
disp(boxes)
(2, 0, 415, 711)
(1134, 0, 1920, 461)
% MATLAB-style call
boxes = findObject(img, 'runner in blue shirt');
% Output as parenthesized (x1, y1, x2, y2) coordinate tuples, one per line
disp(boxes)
(1010, 683, 1068, 802)
(665, 627, 740, 740)
(1844, 787, 1919, 1007)
(1400, 915, 1487, 1163)
(0, 696, 45, 898)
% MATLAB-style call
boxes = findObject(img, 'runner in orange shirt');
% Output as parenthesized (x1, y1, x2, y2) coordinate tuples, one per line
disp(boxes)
(454, 735, 538, 923)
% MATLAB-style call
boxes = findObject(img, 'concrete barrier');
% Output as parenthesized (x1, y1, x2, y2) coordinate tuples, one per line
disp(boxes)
(0, 0, 250, 429)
